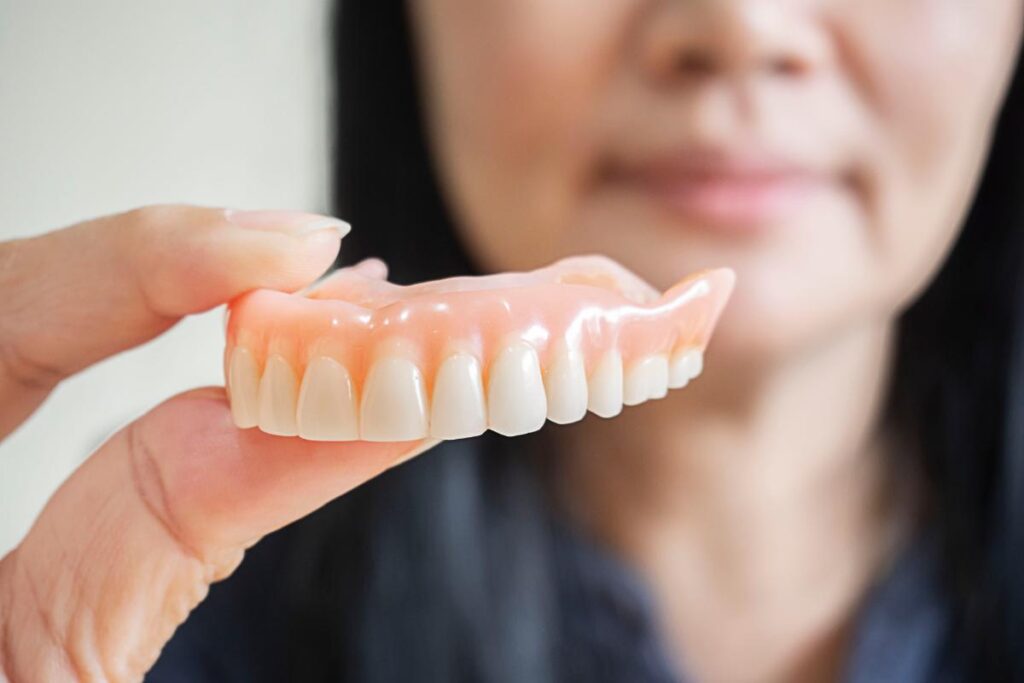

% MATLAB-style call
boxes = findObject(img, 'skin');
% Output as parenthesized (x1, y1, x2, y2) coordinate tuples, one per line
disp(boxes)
(0, 3, 1020, 682)
(0, 207, 434, 681)
(408, 0, 1022, 680)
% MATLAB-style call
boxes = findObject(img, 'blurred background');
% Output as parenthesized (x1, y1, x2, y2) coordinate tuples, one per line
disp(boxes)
(0, 0, 333, 554)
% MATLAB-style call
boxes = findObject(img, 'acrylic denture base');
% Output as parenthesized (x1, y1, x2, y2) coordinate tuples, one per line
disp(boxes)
(225, 255, 734, 441)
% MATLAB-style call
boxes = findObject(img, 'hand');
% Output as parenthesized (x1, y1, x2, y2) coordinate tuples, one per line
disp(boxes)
(0, 206, 433, 682)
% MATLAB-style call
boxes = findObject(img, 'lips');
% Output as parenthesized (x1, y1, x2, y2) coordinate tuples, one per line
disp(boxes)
(606, 148, 836, 231)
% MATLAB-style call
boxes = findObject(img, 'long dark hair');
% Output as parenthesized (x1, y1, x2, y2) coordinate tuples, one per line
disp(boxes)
(286, 1, 1024, 680)
(889, 52, 1024, 677)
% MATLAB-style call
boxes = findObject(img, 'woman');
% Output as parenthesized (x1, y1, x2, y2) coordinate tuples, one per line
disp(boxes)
(1, 1, 1021, 681)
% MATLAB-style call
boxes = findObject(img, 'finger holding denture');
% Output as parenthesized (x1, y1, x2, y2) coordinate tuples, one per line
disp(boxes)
(225, 255, 734, 441)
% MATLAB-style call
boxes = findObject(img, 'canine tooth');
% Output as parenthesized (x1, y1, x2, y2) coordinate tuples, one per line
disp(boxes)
(587, 351, 623, 418)
(430, 353, 487, 439)
(623, 355, 669, 406)
(297, 356, 359, 441)
(360, 357, 429, 441)
(228, 347, 260, 428)
(544, 342, 588, 424)
(669, 348, 704, 388)
(488, 342, 548, 436)
(258, 354, 299, 436)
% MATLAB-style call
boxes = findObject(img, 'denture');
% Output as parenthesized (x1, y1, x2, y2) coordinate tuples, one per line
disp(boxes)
(225, 255, 734, 441)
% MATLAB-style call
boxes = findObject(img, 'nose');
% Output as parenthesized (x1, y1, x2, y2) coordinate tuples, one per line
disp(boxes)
(637, 1, 832, 86)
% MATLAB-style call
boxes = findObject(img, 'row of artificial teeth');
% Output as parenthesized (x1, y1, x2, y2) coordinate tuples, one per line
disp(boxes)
(228, 343, 704, 442)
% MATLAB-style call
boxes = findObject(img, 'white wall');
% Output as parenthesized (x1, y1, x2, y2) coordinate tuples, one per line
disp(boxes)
(0, 0, 334, 554)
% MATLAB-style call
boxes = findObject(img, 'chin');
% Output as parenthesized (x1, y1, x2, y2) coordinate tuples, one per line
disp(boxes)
(704, 297, 812, 367)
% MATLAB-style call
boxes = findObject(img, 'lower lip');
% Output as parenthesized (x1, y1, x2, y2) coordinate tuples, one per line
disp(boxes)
(628, 172, 829, 232)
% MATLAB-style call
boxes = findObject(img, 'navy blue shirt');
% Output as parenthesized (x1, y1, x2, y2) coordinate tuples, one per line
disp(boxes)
(147, 508, 961, 682)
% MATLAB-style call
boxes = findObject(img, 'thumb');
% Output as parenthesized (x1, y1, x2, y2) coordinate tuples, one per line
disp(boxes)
(0, 389, 432, 682)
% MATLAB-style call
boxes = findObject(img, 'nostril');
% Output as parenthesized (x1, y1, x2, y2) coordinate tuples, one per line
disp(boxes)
(768, 55, 810, 78)
(668, 49, 812, 82)
(674, 50, 717, 78)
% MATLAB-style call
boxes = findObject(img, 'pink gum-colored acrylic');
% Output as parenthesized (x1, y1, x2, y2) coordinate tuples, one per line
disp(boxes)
(224, 256, 735, 399)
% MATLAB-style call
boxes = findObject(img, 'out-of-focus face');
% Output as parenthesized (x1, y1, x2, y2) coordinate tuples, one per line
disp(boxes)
(409, 0, 1022, 362)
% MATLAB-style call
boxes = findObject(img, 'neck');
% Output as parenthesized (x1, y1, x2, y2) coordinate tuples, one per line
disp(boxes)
(556, 320, 909, 682)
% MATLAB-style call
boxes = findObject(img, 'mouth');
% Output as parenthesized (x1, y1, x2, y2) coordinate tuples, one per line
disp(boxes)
(604, 147, 841, 232)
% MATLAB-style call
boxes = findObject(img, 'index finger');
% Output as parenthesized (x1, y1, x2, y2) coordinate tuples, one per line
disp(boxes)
(0, 205, 349, 438)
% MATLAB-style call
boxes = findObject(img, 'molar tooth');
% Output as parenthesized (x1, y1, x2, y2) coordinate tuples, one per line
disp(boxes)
(668, 351, 689, 389)
(647, 356, 670, 399)
(360, 357, 429, 441)
(487, 342, 548, 436)
(258, 354, 299, 436)
(623, 355, 669, 406)
(228, 347, 260, 428)
(297, 356, 359, 441)
(544, 342, 588, 424)
(430, 353, 487, 439)
(687, 349, 704, 379)
(587, 351, 623, 418)
(669, 348, 704, 388)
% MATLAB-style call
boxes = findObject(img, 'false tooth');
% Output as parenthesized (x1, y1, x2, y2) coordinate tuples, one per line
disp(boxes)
(668, 351, 689, 388)
(297, 356, 359, 441)
(258, 354, 299, 436)
(430, 353, 487, 439)
(647, 356, 670, 399)
(669, 348, 704, 388)
(544, 342, 588, 424)
(360, 357, 429, 441)
(687, 349, 704, 379)
(228, 346, 260, 428)
(587, 351, 623, 418)
(623, 355, 669, 406)
(487, 342, 548, 436)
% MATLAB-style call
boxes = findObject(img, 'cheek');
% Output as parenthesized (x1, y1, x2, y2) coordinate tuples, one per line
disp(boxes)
(411, 0, 1021, 367)
(412, 0, 635, 271)
(840, 0, 1022, 309)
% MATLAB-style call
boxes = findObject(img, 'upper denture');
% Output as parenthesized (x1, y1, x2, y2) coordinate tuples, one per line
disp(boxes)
(225, 255, 734, 441)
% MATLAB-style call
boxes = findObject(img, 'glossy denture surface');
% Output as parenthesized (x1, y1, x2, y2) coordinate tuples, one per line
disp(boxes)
(225, 255, 734, 440)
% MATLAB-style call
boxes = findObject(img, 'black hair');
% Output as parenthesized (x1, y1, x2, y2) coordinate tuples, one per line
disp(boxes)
(286, 1, 1024, 680)
(888, 50, 1024, 678)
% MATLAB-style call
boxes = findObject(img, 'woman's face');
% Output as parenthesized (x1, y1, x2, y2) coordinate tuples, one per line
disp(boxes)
(409, 0, 1022, 361)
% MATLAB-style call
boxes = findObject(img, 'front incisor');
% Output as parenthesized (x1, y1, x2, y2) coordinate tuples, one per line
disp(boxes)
(487, 342, 547, 436)
(297, 356, 359, 440)
(430, 353, 487, 439)
(360, 357, 429, 441)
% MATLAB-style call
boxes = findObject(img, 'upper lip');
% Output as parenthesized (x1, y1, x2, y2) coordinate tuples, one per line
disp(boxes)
(605, 145, 836, 185)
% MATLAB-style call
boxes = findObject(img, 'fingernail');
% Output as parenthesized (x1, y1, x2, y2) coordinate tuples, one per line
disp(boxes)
(224, 209, 351, 238)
